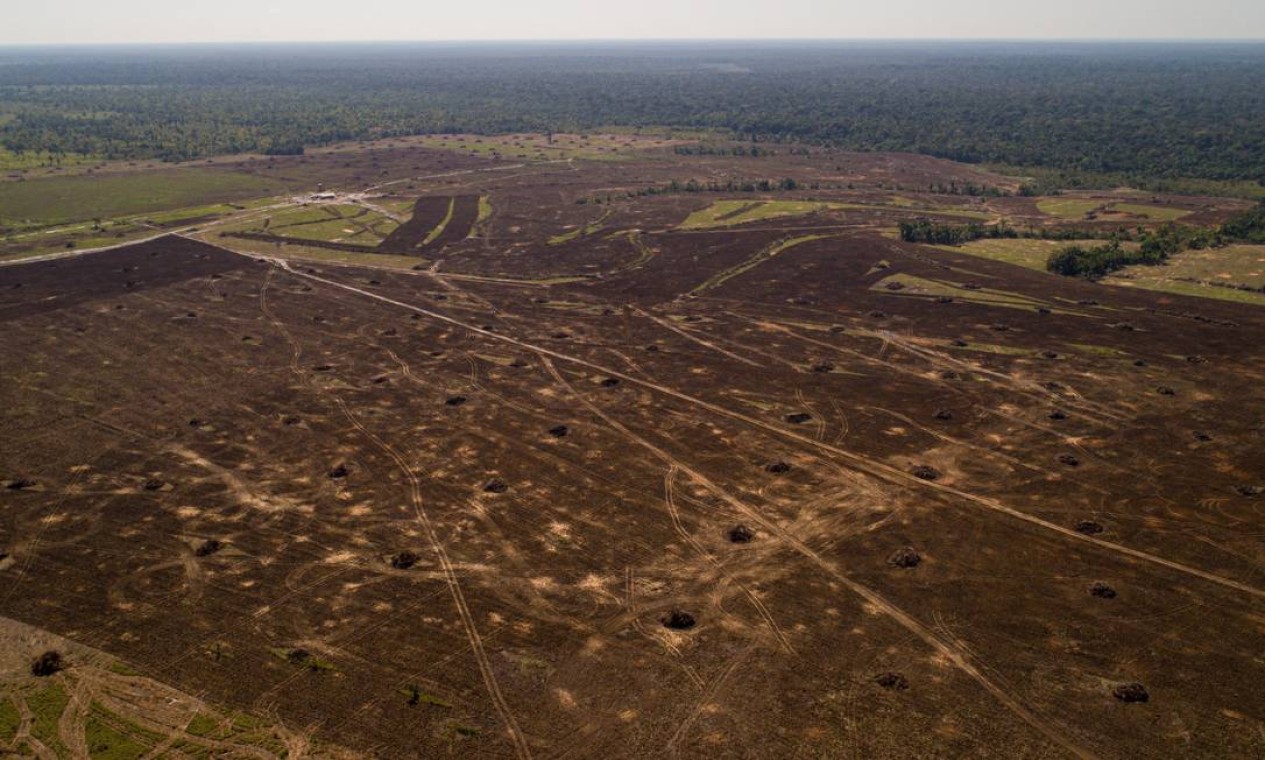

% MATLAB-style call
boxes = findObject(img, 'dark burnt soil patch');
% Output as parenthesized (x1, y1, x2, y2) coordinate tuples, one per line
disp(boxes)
(661, 610, 696, 630)
(1075, 520, 1105, 536)
(726, 525, 755, 543)
(195, 539, 224, 557)
(888, 547, 922, 568)
(0, 237, 246, 323)
(874, 672, 909, 691)
(1089, 582, 1117, 599)
(911, 465, 940, 481)
(31, 650, 64, 677)
(1113, 683, 1149, 703)
(391, 551, 420, 570)
(379, 196, 452, 252)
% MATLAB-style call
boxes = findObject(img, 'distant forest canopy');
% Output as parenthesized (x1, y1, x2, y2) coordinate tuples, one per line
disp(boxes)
(2, 41, 1264, 184)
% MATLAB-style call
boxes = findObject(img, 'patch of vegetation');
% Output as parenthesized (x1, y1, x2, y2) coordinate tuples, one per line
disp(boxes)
(1048, 210, 1265, 279)
(994, 164, 1265, 201)
(185, 712, 227, 739)
(27, 684, 70, 755)
(422, 198, 456, 246)
(549, 208, 611, 245)
(0, 170, 278, 227)
(1102, 244, 1265, 305)
(85, 713, 150, 759)
(5, 45, 1265, 184)
(898, 219, 1107, 246)
(271, 647, 336, 673)
(0, 698, 20, 743)
(401, 685, 453, 708)
(934, 238, 1136, 271)
(681, 200, 846, 230)
(1221, 202, 1265, 243)
(1037, 198, 1102, 219)
(108, 661, 139, 677)
(1047, 240, 1161, 279)
(449, 723, 480, 738)
(469, 195, 493, 238)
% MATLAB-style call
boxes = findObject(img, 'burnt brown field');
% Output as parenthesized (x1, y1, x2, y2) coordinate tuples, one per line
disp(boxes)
(1, 142, 1264, 758)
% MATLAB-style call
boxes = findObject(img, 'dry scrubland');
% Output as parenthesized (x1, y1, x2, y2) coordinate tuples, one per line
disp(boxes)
(1, 137, 1264, 758)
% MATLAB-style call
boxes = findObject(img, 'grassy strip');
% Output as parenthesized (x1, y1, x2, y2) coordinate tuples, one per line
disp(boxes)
(421, 198, 456, 247)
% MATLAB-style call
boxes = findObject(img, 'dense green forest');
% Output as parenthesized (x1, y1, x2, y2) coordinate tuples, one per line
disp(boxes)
(1, 42, 1264, 183)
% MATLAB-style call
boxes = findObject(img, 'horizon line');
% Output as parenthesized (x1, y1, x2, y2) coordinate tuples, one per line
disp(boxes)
(3, 37, 1265, 48)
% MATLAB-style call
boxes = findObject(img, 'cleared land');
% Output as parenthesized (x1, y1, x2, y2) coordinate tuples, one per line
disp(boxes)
(1, 140, 1263, 760)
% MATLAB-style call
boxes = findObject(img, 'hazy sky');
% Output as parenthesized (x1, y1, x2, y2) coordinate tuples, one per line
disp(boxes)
(4, 0, 1264, 45)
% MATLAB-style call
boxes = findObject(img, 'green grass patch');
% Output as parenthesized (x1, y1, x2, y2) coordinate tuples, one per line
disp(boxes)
(0, 169, 279, 227)
(85, 714, 149, 759)
(0, 148, 102, 172)
(1036, 198, 1102, 219)
(108, 661, 140, 677)
(274, 218, 364, 242)
(185, 713, 227, 739)
(469, 195, 494, 239)
(0, 698, 20, 743)
(27, 684, 70, 755)
(1068, 343, 1129, 357)
(1101, 243, 1265, 306)
(680, 200, 842, 230)
(422, 198, 456, 246)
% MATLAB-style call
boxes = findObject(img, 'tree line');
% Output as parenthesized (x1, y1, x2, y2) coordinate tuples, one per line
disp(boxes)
(2, 43, 1264, 183)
